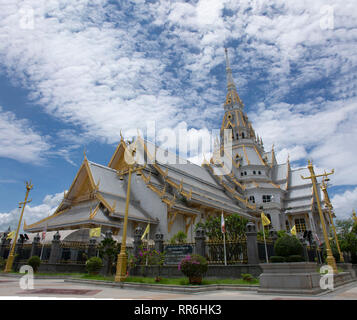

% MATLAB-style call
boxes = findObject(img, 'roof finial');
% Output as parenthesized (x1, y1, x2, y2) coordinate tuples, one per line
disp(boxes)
(83, 146, 87, 160)
(224, 47, 235, 87)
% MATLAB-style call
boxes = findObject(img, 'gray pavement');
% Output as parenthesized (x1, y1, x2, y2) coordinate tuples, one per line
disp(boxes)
(0, 276, 356, 300)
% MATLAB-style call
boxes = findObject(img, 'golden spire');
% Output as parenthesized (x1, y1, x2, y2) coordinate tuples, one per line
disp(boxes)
(224, 48, 243, 108)
(83, 147, 87, 160)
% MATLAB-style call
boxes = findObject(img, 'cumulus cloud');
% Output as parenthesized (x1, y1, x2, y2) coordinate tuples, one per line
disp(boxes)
(0, 192, 64, 232)
(331, 187, 357, 220)
(0, 106, 50, 163)
(0, 1, 356, 215)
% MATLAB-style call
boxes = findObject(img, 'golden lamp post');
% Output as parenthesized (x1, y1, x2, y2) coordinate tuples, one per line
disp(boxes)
(353, 209, 357, 225)
(320, 175, 344, 263)
(114, 143, 145, 282)
(301, 161, 338, 273)
(4, 181, 33, 272)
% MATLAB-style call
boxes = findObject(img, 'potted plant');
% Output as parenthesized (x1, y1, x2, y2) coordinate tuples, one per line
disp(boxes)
(85, 257, 103, 275)
(178, 254, 208, 285)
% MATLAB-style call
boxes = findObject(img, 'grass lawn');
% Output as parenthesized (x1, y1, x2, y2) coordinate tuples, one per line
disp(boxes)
(0, 270, 259, 286)
(79, 274, 259, 285)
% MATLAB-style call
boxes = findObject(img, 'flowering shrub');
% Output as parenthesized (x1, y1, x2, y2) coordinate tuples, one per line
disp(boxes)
(129, 246, 165, 267)
(178, 254, 208, 278)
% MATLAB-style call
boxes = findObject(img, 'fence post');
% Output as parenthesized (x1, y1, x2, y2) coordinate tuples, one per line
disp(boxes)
(0, 233, 8, 258)
(154, 230, 164, 253)
(87, 238, 97, 259)
(49, 231, 61, 264)
(194, 226, 206, 257)
(246, 222, 260, 265)
(300, 240, 309, 261)
(101, 230, 113, 275)
(133, 226, 143, 258)
(30, 233, 41, 257)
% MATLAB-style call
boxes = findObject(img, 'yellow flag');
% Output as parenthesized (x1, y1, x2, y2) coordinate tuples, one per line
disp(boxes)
(261, 212, 270, 226)
(141, 224, 150, 240)
(89, 227, 101, 238)
(6, 231, 15, 239)
(291, 225, 297, 236)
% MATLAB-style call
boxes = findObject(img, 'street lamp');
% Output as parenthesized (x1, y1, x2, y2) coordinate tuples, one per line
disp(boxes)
(114, 145, 145, 282)
(320, 176, 344, 263)
(301, 161, 338, 273)
(4, 181, 33, 272)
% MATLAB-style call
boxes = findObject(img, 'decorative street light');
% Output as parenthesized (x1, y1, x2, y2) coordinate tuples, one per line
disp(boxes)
(114, 141, 145, 282)
(320, 175, 344, 263)
(4, 181, 33, 272)
(301, 160, 338, 273)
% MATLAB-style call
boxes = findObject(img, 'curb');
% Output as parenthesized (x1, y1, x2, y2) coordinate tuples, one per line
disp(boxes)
(0, 273, 80, 280)
(64, 278, 259, 294)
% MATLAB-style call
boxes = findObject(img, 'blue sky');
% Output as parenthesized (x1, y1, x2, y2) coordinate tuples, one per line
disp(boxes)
(0, 0, 357, 231)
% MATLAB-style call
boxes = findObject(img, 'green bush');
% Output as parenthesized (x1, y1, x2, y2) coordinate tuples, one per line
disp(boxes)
(270, 256, 286, 263)
(0, 257, 6, 269)
(286, 255, 305, 262)
(170, 231, 187, 244)
(274, 235, 303, 257)
(85, 257, 103, 274)
(27, 256, 41, 273)
(178, 254, 208, 278)
(241, 273, 254, 282)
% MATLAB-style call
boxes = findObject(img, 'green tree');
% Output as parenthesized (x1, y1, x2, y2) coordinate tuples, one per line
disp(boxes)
(335, 217, 357, 263)
(195, 213, 248, 241)
(97, 238, 120, 275)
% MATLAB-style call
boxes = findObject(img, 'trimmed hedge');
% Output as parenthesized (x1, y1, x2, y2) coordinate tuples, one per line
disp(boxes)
(270, 256, 286, 263)
(27, 256, 41, 273)
(274, 235, 303, 257)
(85, 257, 103, 274)
(286, 255, 305, 262)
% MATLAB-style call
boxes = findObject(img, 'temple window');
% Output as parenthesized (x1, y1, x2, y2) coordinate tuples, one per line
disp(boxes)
(262, 195, 272, 203)
(295, 218, 306, 233)
(249, 196, 255, 203)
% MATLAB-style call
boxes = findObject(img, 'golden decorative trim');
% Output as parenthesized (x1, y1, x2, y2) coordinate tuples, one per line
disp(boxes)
(89, 204, 100, 220)
(254, 146, 266, 166)
(242, 145, 250, 165)
(95, 193, 115, 213)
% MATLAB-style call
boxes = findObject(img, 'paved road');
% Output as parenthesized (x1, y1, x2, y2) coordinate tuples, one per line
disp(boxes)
(0, 276, 356, 300)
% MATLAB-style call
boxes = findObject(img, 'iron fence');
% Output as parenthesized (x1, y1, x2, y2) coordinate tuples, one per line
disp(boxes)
(206, 239, 248, 264)
(257, 239, 275, 262)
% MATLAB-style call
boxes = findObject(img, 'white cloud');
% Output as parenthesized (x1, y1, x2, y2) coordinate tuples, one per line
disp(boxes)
(0, 191, 64, 232)
(0, 106, 50, 163)
(0, 0, 356, 194)
(331, 187, 357, 220)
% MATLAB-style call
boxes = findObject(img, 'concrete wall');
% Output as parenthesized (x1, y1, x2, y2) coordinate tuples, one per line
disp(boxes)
(130, 264, 262, 279)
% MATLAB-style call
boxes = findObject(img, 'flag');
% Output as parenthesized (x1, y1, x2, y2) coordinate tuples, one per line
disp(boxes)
(261, 212, 270, 226)
(141, 224, 150, 240)
(6, 231, 15, 239)
(221, 212, 226, 233)
(314, 233, 322, 246)
(291, 225, 297, 236)
(89, 227, 101, 238)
